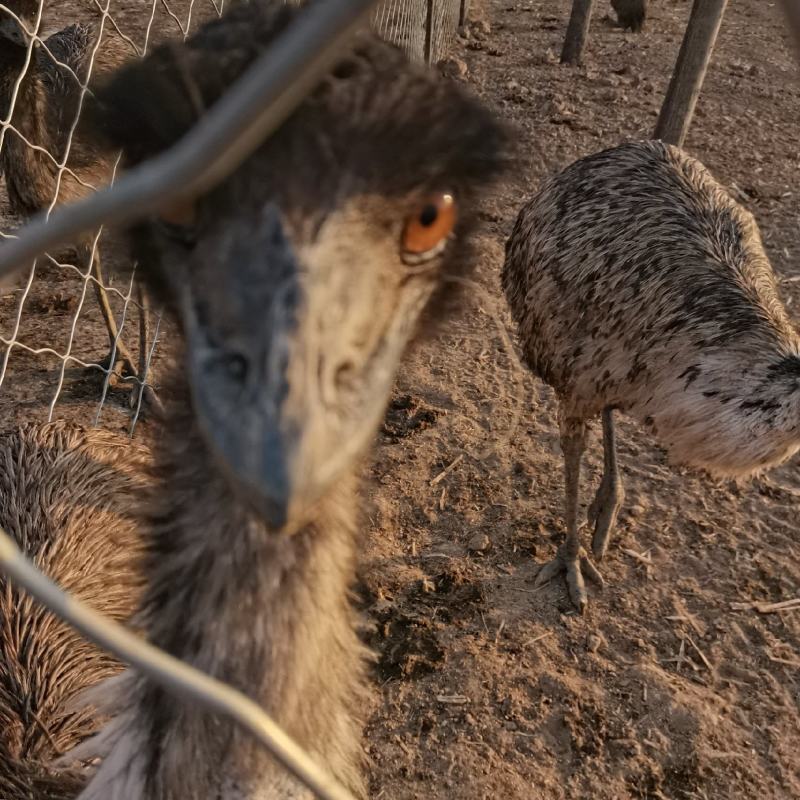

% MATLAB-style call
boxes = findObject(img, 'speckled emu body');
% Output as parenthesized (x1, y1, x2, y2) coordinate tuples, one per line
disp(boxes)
(0, 422, 147, 800)
(503, 140, 800, 611)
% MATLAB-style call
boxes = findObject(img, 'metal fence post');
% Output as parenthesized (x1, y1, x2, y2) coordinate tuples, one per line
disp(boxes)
(424, 0, 434, 63)
(459, 0, 470, 27)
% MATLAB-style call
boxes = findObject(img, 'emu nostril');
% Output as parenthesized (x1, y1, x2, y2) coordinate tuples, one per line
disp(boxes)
(225, 353, 249, 383)
(333, 361, 357, 392)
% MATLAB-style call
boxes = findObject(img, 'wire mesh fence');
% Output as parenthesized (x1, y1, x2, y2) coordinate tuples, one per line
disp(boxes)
(371, 0, 466, 62)
(0, 0, 466, 437)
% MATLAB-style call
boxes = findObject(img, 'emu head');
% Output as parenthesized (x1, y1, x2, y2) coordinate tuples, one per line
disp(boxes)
(90, 0, 507, 529)
(0, 1, 39, 47)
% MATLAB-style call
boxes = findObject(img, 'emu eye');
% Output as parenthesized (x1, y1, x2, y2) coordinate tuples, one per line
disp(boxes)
(156, 198, 197, 246)
(157, 198, 196, 227)
(401, 192, 457, 265)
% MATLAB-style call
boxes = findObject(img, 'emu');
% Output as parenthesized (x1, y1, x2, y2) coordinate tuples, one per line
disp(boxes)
(0, 0, 147, 390)
(611, 0, 647, 33)
(0, 422, 147, 800)
(503, 140, 800, 613)
(0, 2, 505, 797)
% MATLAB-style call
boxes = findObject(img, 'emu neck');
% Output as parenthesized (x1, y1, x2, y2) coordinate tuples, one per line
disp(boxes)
(134, 390, 367, 798)
(0, 46, 57, 215)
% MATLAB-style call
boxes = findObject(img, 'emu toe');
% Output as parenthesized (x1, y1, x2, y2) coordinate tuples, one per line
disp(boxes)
(587, 476, 625, 561)
(535, 544, 605, 614)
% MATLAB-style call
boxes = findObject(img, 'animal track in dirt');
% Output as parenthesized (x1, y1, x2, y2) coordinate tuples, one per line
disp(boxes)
(381, 394, 441, 442)
(362, 563, 487, 680)
(373, 611, 446, 681)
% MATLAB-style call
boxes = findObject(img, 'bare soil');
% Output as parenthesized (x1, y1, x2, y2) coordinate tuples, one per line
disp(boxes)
(1, 1, 798, 799)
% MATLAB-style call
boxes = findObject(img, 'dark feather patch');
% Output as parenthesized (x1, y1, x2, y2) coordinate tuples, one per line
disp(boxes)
(86, 0, 509, 192)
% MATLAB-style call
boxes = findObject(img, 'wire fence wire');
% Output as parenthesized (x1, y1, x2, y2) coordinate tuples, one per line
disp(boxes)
(0, 0, 466, 437)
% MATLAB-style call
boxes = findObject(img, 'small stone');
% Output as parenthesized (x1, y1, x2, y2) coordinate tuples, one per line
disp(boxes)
(587, 632, 604, 653)
(438, 56, 468, 81)
(627, 503, 646, 519)
(468, 533, 491, 553)
(609, 737, 642, 758)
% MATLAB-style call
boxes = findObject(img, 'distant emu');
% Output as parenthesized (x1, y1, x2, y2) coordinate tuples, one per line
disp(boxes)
(503, 140, 800, 612)
(0, 1, 506, 798)
(611, 0, 647, 32)
(0, 0, 146, 388)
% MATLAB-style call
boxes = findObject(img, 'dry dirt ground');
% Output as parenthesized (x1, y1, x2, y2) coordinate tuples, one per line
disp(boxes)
(0, 1, 798, 799)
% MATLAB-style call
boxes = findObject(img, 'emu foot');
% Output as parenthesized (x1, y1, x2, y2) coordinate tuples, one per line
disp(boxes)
(588, 477, 625, 561)
(129, 382, 165, 418)
(86, 352, 164, 418)
(535, 545, 605, 614)
(93, 349, 138, 381)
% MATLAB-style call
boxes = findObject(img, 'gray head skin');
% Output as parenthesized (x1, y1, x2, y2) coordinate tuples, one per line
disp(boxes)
(503, 140, 800, 612)
(66, 2, 507, 797)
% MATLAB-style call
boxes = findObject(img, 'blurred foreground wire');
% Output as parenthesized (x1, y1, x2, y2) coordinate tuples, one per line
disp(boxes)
(0, 0, 380, 281)
(0, 524, 358, 800)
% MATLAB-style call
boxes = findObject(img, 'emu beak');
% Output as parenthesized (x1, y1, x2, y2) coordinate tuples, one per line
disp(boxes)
(180, 205, 425, 531)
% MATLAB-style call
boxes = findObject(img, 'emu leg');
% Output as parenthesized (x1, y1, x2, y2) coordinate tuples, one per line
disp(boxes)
(588, 406, 625, 561)
(89, 250, 138, 377)
(133, 283, 164, 417)
(535, 416, 604, 613)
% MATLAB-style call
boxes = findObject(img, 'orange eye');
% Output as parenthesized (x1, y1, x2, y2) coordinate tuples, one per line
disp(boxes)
(158, 197, 196, 227)
(401, 192, 457, 264)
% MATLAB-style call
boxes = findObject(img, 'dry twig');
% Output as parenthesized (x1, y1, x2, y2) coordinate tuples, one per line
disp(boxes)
(685, 635, 713, 672)
(430, 454, 464, 486)
(730, 598, 800, 614)
(522, 631, 552, 647)
(436, 694, 470, 705)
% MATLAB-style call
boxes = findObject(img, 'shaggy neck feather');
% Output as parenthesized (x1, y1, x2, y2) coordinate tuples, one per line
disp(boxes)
(0, 48, 58, 215)
(78, 378, 368, 800)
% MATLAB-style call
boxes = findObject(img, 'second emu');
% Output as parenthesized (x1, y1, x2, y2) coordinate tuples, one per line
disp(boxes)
(0, 0, 149, 394)
(611, 0, 647, 33)
(504, 140, 800, 612)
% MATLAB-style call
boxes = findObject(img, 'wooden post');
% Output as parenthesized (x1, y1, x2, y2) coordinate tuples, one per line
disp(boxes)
(560, 0, 595, 65)
(653, 0, 728, 147)
(424, 0, 434, 63)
